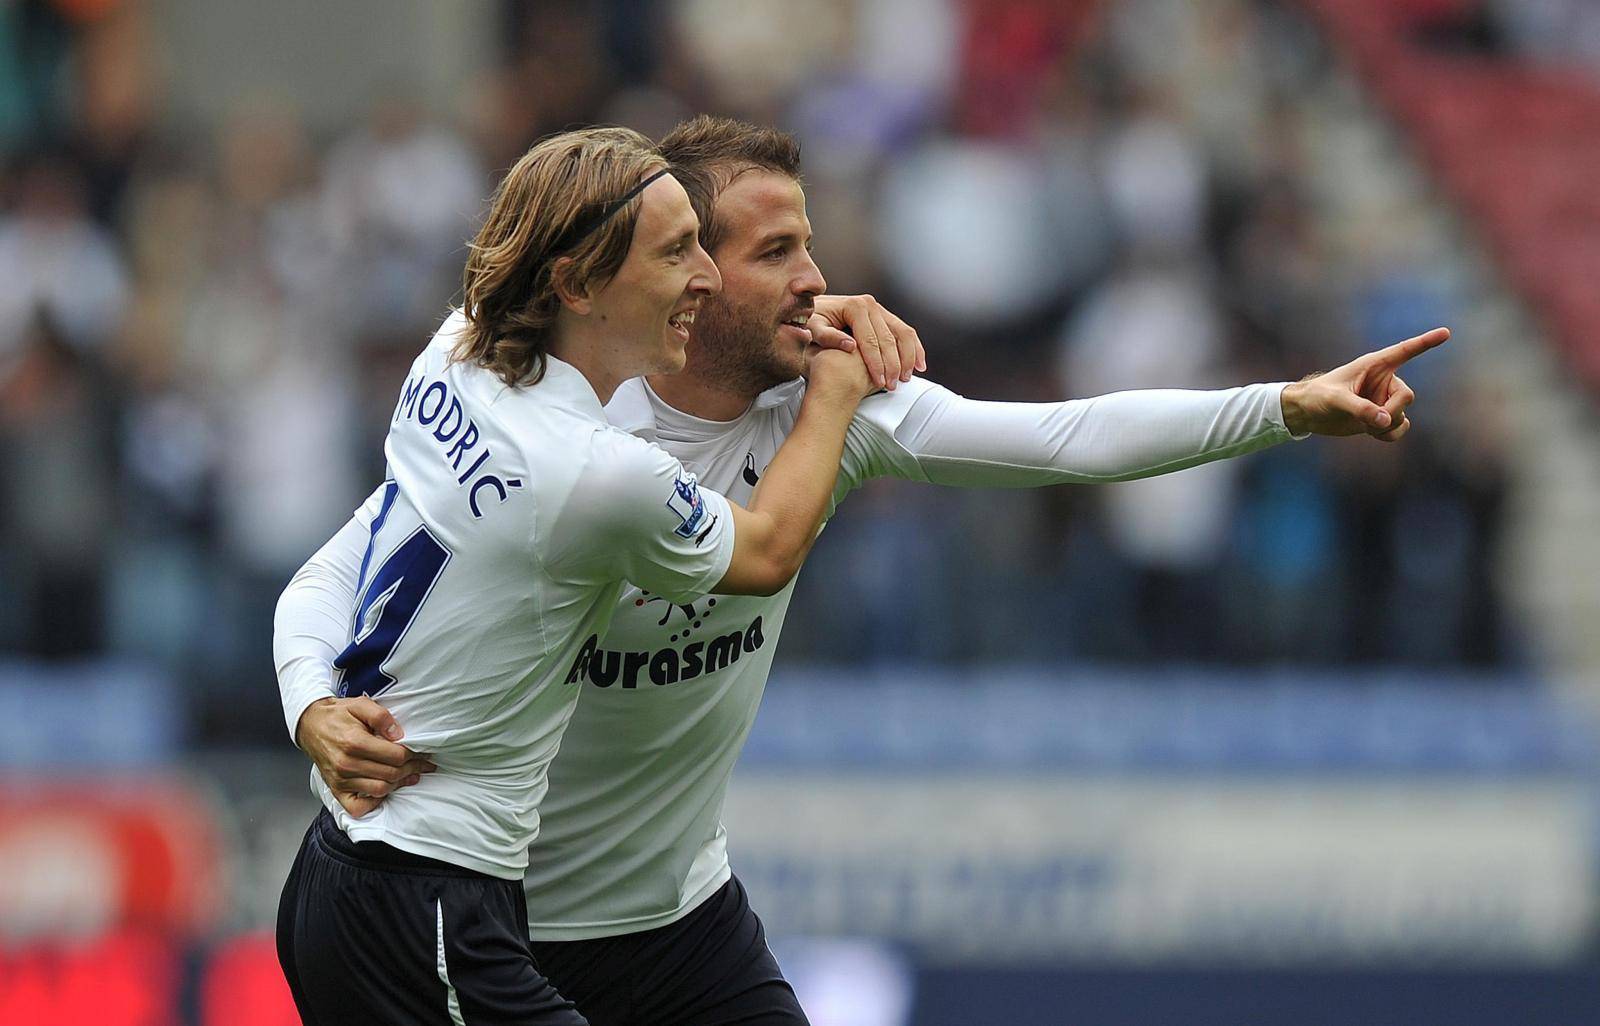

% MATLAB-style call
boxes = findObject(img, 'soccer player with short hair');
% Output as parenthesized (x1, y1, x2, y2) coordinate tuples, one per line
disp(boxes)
(273, 125, 878, 1026)
(278, 116, 1445, 1025)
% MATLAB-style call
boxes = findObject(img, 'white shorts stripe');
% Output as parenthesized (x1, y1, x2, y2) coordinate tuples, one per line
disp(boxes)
(435, 899, 466, 1026)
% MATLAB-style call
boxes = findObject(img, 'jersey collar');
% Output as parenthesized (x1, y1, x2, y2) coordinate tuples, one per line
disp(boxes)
(536, 355, 608, 421)
(603, 375, 805, 444)
(751, 377, 804, 412)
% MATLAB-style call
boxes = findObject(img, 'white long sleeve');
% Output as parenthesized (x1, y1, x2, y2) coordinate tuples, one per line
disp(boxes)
(273, 486, 384, 743)
(840, 380, 1301, 490)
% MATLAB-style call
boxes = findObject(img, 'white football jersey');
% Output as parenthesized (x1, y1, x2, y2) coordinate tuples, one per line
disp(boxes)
(298, 314, 734, 879)
(519, 374, 1296, 937)
(277, 342, 1294, 914)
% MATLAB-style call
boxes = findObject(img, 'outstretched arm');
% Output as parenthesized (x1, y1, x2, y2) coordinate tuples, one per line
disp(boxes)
(849, 327, 1449, 488)
(858, 380, 1296, 487)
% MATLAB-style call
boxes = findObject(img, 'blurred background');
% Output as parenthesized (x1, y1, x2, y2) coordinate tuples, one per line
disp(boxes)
(3, 0, 1600, 1022)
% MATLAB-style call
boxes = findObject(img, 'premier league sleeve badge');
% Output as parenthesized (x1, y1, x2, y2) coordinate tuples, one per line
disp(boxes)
(666, 472, 708, 539)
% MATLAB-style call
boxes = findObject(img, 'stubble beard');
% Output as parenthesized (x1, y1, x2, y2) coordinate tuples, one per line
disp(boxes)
(688, 292, 807, 400)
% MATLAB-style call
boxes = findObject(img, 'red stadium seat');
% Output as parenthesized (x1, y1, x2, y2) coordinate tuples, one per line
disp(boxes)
(1297, 0, 1600, 392)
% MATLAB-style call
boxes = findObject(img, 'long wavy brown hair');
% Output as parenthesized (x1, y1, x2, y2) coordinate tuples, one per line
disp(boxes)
(455, 126, 670, 387)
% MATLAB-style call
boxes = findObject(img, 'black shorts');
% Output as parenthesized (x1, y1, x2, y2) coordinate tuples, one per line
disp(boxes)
(528, 874, 808, 1026)
(277, 810, 587, 1026)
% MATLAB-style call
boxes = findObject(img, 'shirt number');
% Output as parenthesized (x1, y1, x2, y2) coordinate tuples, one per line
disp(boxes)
(335, 484, 452, 698)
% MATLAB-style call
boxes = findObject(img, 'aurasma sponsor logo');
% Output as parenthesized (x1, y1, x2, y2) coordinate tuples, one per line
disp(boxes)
(565, 617, 766, 688)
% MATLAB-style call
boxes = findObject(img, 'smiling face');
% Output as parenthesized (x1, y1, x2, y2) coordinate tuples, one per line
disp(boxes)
(689, 171, 827, 396)
(586, 173, 722, 378)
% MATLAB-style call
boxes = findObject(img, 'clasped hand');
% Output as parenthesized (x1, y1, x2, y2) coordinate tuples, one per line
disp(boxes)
(295, 696, 436, 818)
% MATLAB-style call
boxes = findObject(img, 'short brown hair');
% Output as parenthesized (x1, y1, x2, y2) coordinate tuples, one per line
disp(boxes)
(456, 126, 668, 387)
(659, 115, 803, 253)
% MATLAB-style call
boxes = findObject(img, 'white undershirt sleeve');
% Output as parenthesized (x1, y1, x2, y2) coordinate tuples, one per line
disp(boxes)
(273, 485, 386, 744)
(845, 379, 1302, 488)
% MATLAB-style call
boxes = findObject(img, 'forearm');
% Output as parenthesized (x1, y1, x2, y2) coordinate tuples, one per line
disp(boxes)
(274, 515, 367, 743)
(720, 386, 859, 593)
(884, 382, 1298, 487)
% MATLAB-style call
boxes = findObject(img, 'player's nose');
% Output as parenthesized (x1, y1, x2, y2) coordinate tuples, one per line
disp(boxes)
(793, 250, 825, 299)
(689, 239, 721, 297)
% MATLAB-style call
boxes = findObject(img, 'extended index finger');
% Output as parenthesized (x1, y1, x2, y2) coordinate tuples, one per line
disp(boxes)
(1371, 327, 1449, 369)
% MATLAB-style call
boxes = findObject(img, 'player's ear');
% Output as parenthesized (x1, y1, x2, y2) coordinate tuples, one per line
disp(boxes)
(550, 256, 593, 315)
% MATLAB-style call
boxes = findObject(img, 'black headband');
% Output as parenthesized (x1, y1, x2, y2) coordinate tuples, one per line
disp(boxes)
(546, 167, 673, 258)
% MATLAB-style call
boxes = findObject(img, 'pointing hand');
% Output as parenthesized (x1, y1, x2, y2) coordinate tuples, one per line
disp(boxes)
(1280, 327, 1449, 441)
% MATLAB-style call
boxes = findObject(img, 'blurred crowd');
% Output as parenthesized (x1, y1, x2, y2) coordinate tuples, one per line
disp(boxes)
(0, 0, 1532, 743)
